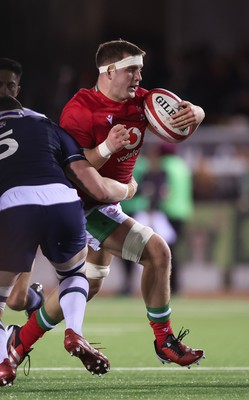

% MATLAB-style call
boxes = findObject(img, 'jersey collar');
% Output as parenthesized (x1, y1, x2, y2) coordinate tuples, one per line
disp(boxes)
(0, 109, 25, 121)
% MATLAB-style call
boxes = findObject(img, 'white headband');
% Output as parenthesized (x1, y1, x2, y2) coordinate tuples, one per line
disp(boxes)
(99, 55, 143, 74)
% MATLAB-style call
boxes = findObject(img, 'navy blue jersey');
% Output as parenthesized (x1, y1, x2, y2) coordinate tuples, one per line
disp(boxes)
(0, 116, 85, 196)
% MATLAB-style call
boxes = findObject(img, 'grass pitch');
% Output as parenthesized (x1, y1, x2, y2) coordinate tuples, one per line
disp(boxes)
(1, 296, 249, 399)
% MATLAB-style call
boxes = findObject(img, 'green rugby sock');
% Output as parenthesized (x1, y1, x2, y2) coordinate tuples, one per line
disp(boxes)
(146, 304, 171, 323)
(36, 305, 58, 331)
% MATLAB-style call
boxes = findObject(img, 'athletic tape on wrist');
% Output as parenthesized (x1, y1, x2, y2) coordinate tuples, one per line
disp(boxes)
(98, 141, 112, 158)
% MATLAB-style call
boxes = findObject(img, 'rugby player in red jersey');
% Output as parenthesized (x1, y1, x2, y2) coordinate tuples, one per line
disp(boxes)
(8, 39, 205, 370)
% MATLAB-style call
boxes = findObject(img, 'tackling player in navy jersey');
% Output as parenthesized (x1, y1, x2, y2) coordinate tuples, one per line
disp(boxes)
(0, 95, 137, 386)
(0, 57, 47, 318)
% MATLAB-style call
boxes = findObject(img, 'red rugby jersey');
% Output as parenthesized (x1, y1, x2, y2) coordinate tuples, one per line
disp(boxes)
(60, 86, 149, 209)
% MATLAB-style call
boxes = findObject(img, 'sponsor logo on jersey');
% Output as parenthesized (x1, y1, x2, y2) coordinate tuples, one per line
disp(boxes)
(117, 148, 140, 163)
(125, 127, 141, 149)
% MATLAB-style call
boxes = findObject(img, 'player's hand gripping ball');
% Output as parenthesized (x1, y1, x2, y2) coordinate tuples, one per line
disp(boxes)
(144, 88, 195, 143)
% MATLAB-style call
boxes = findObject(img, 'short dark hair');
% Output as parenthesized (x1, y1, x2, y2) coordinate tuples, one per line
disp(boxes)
(95, 39, 146, 68)
(0, 58, 23, 79)
(0, 95, 23, 112)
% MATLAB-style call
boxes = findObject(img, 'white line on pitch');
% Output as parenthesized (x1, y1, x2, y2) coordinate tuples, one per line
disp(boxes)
(29, 367, 249, 371)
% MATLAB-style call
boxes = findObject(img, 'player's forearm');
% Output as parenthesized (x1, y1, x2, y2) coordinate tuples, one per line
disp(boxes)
(84, 146, 110, 170)
(83, 124, 130, 169)
(71, 174, 134, 202)
(100, 177, 137, 202)
(66, 160, 137, 202)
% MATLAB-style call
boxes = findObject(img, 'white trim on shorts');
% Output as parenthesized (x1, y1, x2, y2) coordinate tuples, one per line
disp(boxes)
(0, 184, 80, 211)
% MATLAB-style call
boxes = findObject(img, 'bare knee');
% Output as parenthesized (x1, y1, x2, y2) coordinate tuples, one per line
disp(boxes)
(141, 234, 172, 271)
(7, 290, 27, 310)
(7, 271, 32, 310)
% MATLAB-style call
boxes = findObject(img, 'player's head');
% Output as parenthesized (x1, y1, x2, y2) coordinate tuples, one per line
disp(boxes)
(96, 39, 145, 101)
(0, 58, 23, 98)
(0, 95, 24, 120)
(96, 39, 146, 71)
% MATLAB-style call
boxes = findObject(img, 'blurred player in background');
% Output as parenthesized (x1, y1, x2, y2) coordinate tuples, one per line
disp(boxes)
(0, 58, 46, 317)
(120, 142, 177, 295)
(0, 58, 45, 118)
(0, 95, 137, 386)
(8, 39, 205, 370)
(159, 142, 194, 293)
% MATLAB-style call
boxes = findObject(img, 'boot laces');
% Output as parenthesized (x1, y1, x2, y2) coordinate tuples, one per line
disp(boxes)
(176, 327, 190, 343)
(23, 353, 31, 376)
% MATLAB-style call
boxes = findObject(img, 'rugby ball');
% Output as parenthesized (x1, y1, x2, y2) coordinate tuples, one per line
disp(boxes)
(144, 88, 194, 143)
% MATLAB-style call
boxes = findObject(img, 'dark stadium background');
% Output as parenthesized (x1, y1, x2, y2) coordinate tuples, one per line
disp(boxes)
(2, 0, 249, 123)
(1, 0, 249, 295)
